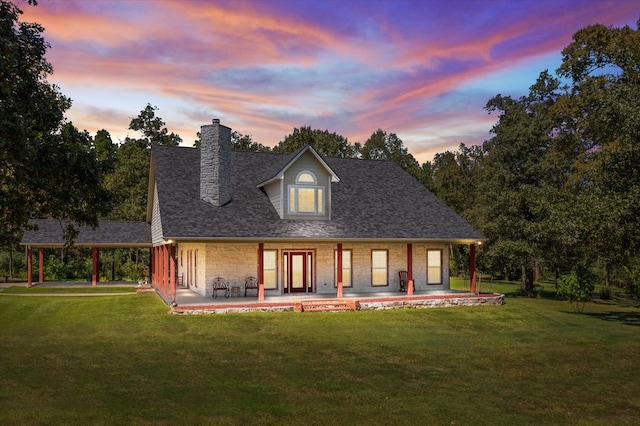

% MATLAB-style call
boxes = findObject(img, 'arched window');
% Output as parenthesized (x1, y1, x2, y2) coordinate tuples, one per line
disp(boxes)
(289, 171, 324, 214)
(296, 172, 316, 184)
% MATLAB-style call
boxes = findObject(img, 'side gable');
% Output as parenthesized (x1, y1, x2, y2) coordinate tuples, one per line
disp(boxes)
(150, 183, 164, 245)
(145, 154, 156, 223)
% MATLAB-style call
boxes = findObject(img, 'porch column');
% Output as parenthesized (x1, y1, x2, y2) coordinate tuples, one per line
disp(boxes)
(470, 243, 477, 293)
(163, 244, 169, 297)
(153, 246, 159, 287)
(159, 245, 165, 293)
(148, 247, 153, 285)
(38, 247, 44, 284)
(337, 243, 343, 298)
(91, 247, 100, 286)
(407, 243, 414, 295)
(27, 246, 33, 287)
(258, 243, 264, 301)
(170, 244, 176, 299)
(156, 246, 161, 290)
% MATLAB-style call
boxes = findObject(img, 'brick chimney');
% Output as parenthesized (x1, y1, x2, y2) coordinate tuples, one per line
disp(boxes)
(200, 119, 232, 206)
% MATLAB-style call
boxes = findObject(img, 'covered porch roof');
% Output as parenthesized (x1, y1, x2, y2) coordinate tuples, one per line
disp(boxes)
(20, 219, 152, 248)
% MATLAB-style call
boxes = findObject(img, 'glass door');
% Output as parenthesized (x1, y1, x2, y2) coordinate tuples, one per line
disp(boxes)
(284, 251, 313, 293)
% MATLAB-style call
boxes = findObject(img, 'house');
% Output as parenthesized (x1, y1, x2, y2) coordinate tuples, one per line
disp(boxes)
(147, 119, 485, 300)
(21, 119, 486, 302)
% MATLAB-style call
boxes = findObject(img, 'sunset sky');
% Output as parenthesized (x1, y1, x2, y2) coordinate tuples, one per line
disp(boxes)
(21, 0, 639, 163)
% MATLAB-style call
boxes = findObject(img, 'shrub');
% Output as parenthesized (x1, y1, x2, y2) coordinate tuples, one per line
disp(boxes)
(557, 269, 597, 313)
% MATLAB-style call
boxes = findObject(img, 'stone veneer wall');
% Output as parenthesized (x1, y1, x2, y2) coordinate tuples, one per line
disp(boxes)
(171, 294, 505, 315)
(200, 119, 232, 207)
(178, 241, 450, 297)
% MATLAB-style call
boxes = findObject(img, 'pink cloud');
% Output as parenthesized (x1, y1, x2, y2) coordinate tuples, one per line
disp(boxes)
(18, 0, 640, 165)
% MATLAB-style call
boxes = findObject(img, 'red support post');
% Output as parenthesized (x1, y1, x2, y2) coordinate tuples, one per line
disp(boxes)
(153, 246, 158, 287)
(27, 246, 33, 287)
(163, 244, 169, 297)
(159, 245, 164, 293)
(258, 243, 264, 301)
(38, 247, 44, 284)
(407, 243, 414, 295)
(337, 243, 343, 298)
(91, 247, 99, 286)
(170, 244, 176, 299)
(148, 247, 153, 285)
(470, 243, 477, 293)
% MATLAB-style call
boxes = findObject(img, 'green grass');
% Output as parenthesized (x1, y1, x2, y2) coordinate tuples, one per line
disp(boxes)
(0, 291, 638, 424)
(1, 286, 138, 294)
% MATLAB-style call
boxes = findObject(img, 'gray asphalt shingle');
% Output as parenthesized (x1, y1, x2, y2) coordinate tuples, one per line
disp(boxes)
(153, 145, 485, 242)
(21, 219, 151, 247)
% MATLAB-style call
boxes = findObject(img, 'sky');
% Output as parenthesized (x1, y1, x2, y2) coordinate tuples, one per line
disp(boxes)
(21, 0, 639, 164)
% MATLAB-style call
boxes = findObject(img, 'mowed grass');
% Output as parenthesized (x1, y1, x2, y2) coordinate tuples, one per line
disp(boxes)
(0, 291, 639, 425)
(1, 286, 138, 294)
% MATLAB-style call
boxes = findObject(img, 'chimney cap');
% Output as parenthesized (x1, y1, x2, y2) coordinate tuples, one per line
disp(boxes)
(212, 118, 220, 125)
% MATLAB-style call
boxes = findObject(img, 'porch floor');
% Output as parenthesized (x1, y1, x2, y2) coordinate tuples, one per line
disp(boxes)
(161, 286, 505, 314)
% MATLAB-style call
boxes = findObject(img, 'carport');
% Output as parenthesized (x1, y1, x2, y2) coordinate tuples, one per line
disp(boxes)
(20, 219, 152, 287)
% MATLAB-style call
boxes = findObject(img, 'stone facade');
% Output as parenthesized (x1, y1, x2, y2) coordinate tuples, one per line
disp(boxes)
(200, 119, 232, 207)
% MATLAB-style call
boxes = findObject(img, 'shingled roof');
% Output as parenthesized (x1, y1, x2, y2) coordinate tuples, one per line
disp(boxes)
(151, 145, 485, 243)
(21, 219, 151, 247)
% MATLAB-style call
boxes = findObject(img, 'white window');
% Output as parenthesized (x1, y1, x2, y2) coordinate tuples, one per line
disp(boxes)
(427, 250, 442, 284)
(288, 171, 324, 214)
(371, 250, 388, 286)
(263, 250, 277, 289)
(334, 249, 352, 287)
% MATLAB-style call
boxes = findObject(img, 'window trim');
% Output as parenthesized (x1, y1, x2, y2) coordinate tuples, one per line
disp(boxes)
(263, 249, 278, 290)
(334, 249, 353, 288)
(427, 249, 442, 285)
(288, 170, 325, 215)
(295, 171, 317, 184)
(371, 249, 388, 287)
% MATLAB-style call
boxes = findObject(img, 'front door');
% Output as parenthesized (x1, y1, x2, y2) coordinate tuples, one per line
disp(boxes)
(285, 251, 313, 293)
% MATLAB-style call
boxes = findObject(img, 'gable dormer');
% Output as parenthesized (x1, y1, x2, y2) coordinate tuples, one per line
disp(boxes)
(258, 146, 340, 220)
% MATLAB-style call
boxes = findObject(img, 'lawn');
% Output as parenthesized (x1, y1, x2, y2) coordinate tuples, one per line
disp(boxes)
(1, 286, 138, 294)
(0, 287, 638, 425)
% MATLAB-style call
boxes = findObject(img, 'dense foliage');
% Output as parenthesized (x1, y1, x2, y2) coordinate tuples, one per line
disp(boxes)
(1, 0, 111, 274)
(427, 19, 640, 295)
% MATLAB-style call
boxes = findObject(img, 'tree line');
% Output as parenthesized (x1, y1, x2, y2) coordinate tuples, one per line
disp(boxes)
(1, 0, 639, 296)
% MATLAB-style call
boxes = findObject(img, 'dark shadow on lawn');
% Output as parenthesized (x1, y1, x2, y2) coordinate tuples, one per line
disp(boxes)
(585, 311, 640, 327)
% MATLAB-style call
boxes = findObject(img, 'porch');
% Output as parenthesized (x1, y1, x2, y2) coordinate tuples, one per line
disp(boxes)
(162, 286, 505, 314)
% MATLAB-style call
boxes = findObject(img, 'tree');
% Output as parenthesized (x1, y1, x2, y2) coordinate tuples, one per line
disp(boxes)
(274, 126, 358, 158)
(1, 1, 110, 248)
(429, 144, 482, 213)
(554, 19, 640, 287)
(93, 129, 118, 169)
(103, 105, 183, 221)
(475, 71, 567, 293)
(231, 131, 271, 152)
(128, 104, 181, 147)
(361, 129, 421, 180)
(465, 19, 640, 292)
